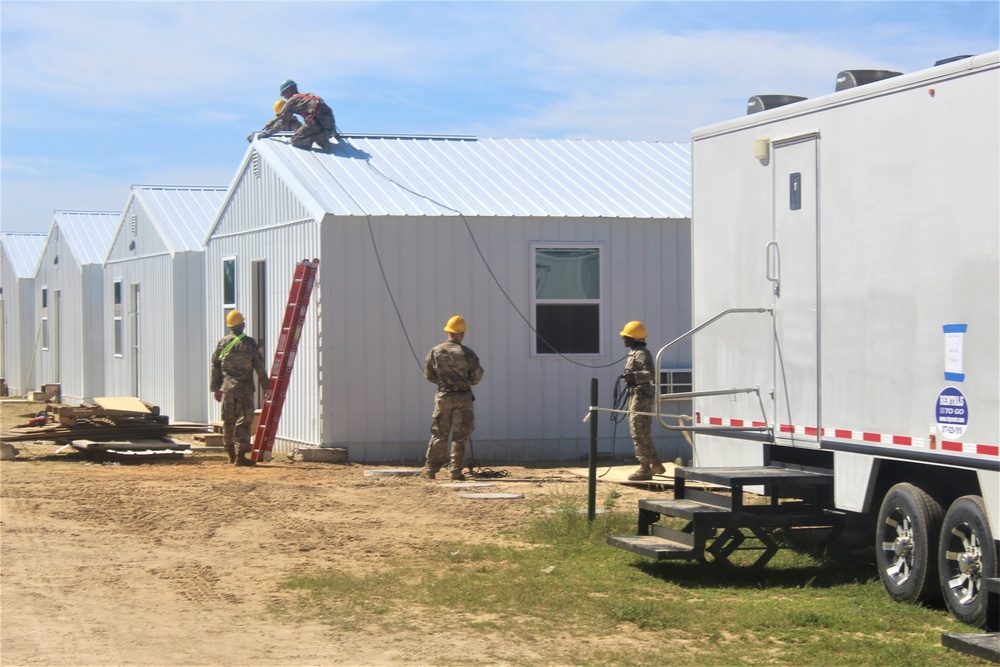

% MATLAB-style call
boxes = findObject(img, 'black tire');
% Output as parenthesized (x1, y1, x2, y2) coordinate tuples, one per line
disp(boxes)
(876, 483, 944, 604)
(938, 495, 998, 628)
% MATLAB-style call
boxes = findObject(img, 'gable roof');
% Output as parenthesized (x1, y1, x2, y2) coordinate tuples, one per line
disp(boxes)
(49, 211, 121, 266)
(1, 233, 47, 279)
(233, 134, 690, 224)
(117, 185, 227, 257)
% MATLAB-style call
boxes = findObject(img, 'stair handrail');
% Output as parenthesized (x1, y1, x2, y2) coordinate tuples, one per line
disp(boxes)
(655, 307, 772, 432)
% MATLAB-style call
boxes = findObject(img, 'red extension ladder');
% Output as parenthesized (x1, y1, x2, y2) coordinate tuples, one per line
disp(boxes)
(250, 259, 319, 462)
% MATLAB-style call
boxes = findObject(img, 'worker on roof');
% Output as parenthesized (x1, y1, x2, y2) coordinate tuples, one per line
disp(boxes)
(211, 310, 270, 467)
(421, 316, 484, 481)
(276, 79, 338, 153)
(619, 321, 666, 481)
(247, 99, 302, 142)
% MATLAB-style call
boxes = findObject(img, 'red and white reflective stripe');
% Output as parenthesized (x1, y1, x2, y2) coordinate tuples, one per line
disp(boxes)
(695, 413, 998, 457)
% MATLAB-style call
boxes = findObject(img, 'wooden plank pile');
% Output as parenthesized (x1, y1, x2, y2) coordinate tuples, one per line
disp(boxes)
(1, 397, 209, 445)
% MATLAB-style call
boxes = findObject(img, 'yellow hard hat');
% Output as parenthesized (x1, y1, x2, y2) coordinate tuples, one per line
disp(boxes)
(273, 99, 286, 115)
(444, 315, 467, 333)
(226, 310, 245, 327)
(620, 320, 647, 339)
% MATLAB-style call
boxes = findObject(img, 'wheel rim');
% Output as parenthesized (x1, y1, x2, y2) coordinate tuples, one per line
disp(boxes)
(881, 508, 916, 586)
(943, 520, 982, 605)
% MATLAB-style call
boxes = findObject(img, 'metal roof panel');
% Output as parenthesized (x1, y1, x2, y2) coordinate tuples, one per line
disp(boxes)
(252, 135, 691, 219)
(131, 185, 227, 253)
(51, 211, 121, 265)
(0, 233, 47, 279)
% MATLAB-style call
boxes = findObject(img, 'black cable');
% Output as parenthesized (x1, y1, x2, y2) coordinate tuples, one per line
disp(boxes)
(598, 374, 631, 478)
(465, 438, 510, 478)
(361, 156, 627, 370)
(365, 213, 423, 372)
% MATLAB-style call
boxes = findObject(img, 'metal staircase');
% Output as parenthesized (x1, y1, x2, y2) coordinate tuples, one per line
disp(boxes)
(608, 466, 845, 573)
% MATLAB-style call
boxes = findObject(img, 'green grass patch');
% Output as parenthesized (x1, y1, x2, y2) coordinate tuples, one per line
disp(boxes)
(274, 491, 984, 666)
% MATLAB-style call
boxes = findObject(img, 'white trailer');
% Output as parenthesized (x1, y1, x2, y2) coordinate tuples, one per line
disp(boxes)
(611, 52, 998, 635)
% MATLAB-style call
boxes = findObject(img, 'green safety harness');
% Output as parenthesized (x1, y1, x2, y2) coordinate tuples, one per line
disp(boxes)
(218, 333, 246, 360)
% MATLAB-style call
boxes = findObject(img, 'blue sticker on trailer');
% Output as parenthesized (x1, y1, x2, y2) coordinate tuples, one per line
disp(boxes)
(935, 386, 969, 439)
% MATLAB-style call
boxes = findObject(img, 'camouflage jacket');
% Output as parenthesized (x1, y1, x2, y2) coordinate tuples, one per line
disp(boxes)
(624, 345, 654, 385)
(424, 341, 484, 394)
(210, 331, 270, 393)
(279, 93, 335, 131)
(261, 114, 302, 135)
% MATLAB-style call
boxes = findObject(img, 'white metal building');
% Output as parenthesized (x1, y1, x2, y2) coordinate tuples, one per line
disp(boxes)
(0, 233, 47, 396)
(103, 185, 227, 422)
(33, 211, 120, 405)
(206, 134, 692, 463)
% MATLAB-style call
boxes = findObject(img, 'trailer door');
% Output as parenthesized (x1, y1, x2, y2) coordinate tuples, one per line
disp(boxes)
(770, 135, 819, 447)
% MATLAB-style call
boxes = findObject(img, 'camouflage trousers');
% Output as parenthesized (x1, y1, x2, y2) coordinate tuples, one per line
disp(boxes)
(628, 386, 658, 464)
(291, 121, 330, 151)
(425, 392, 475, 474)
(221, 386, 256, 455)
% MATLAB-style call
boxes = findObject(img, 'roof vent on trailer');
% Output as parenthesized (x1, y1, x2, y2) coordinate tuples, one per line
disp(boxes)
(934, 54, 974, 66)
(835, 69, 902, 91)
(746, 94, 807, 115)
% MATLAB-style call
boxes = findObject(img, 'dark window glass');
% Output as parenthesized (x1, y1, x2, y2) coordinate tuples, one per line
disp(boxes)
(536, 304, 599, 354)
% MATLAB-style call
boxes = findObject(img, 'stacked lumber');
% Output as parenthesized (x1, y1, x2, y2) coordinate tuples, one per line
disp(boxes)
(1, 397, 209, 444)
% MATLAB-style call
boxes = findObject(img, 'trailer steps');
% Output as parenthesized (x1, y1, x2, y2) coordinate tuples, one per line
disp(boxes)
(608, 466, 844, 573)
(940, 577, 1000, 663)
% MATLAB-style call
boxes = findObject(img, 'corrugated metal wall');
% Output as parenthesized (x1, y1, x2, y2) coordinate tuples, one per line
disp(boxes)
(34, 214, 118, 405)
(104, 195, 211, 422)
(206, 153, 321, 452)
(104, 253, 179, 415)
(102, 186, 223, 422)
(214, 150, 314, 237)
(320, 213, 692, 463)
(172, 252, 208, 423)
(1, 235, 45, 396)
(34, 230, 89, 403)
(206, 224, 321, 451)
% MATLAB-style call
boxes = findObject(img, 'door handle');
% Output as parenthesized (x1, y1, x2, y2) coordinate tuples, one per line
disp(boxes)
(766, 241, 780, 297)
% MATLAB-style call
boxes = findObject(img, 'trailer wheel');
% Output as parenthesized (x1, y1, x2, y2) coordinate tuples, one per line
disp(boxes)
(876, 483, 944, 604)
(938, 496, 998, 628)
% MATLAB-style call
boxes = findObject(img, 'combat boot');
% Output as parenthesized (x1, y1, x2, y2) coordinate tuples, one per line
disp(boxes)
(420, 468, 438, 480)
(650, 457, 666, 476)
(234, 452, 256, 467)
(627, 463, 652, 481)
(224, 444, 236, 464)
(450, 470, 467, 481)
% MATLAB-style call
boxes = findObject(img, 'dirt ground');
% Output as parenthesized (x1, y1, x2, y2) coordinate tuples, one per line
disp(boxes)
(1, 405, 658, 667)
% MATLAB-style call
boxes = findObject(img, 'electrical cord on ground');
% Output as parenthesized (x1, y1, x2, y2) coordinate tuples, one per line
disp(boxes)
(465, 439, 510, 478)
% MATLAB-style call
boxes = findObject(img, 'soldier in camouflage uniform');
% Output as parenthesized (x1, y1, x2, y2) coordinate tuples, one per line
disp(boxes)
(211, 310, 270, 467)
(619, 321, 666, 481)
(248, 99, 302, 142)
(277, 79, 337, 152)
(422, 316, 484, 481)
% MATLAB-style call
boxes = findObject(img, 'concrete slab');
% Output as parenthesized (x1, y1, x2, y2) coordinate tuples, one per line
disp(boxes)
(439, 482, 496, 489)
(456, 492, 524, 500)
(363, 468, 422, 477)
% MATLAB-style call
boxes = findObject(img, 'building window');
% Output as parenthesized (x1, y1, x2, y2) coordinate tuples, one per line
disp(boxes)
(223, 258, 236, 320)
(659, 369, 692, 395)
(532, 245, 602, 355)
(113, 281, 123, 356)
(41, 288, 48, 350)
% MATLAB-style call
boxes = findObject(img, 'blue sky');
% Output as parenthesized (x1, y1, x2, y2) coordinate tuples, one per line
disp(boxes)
(2, 1, 997, 234)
